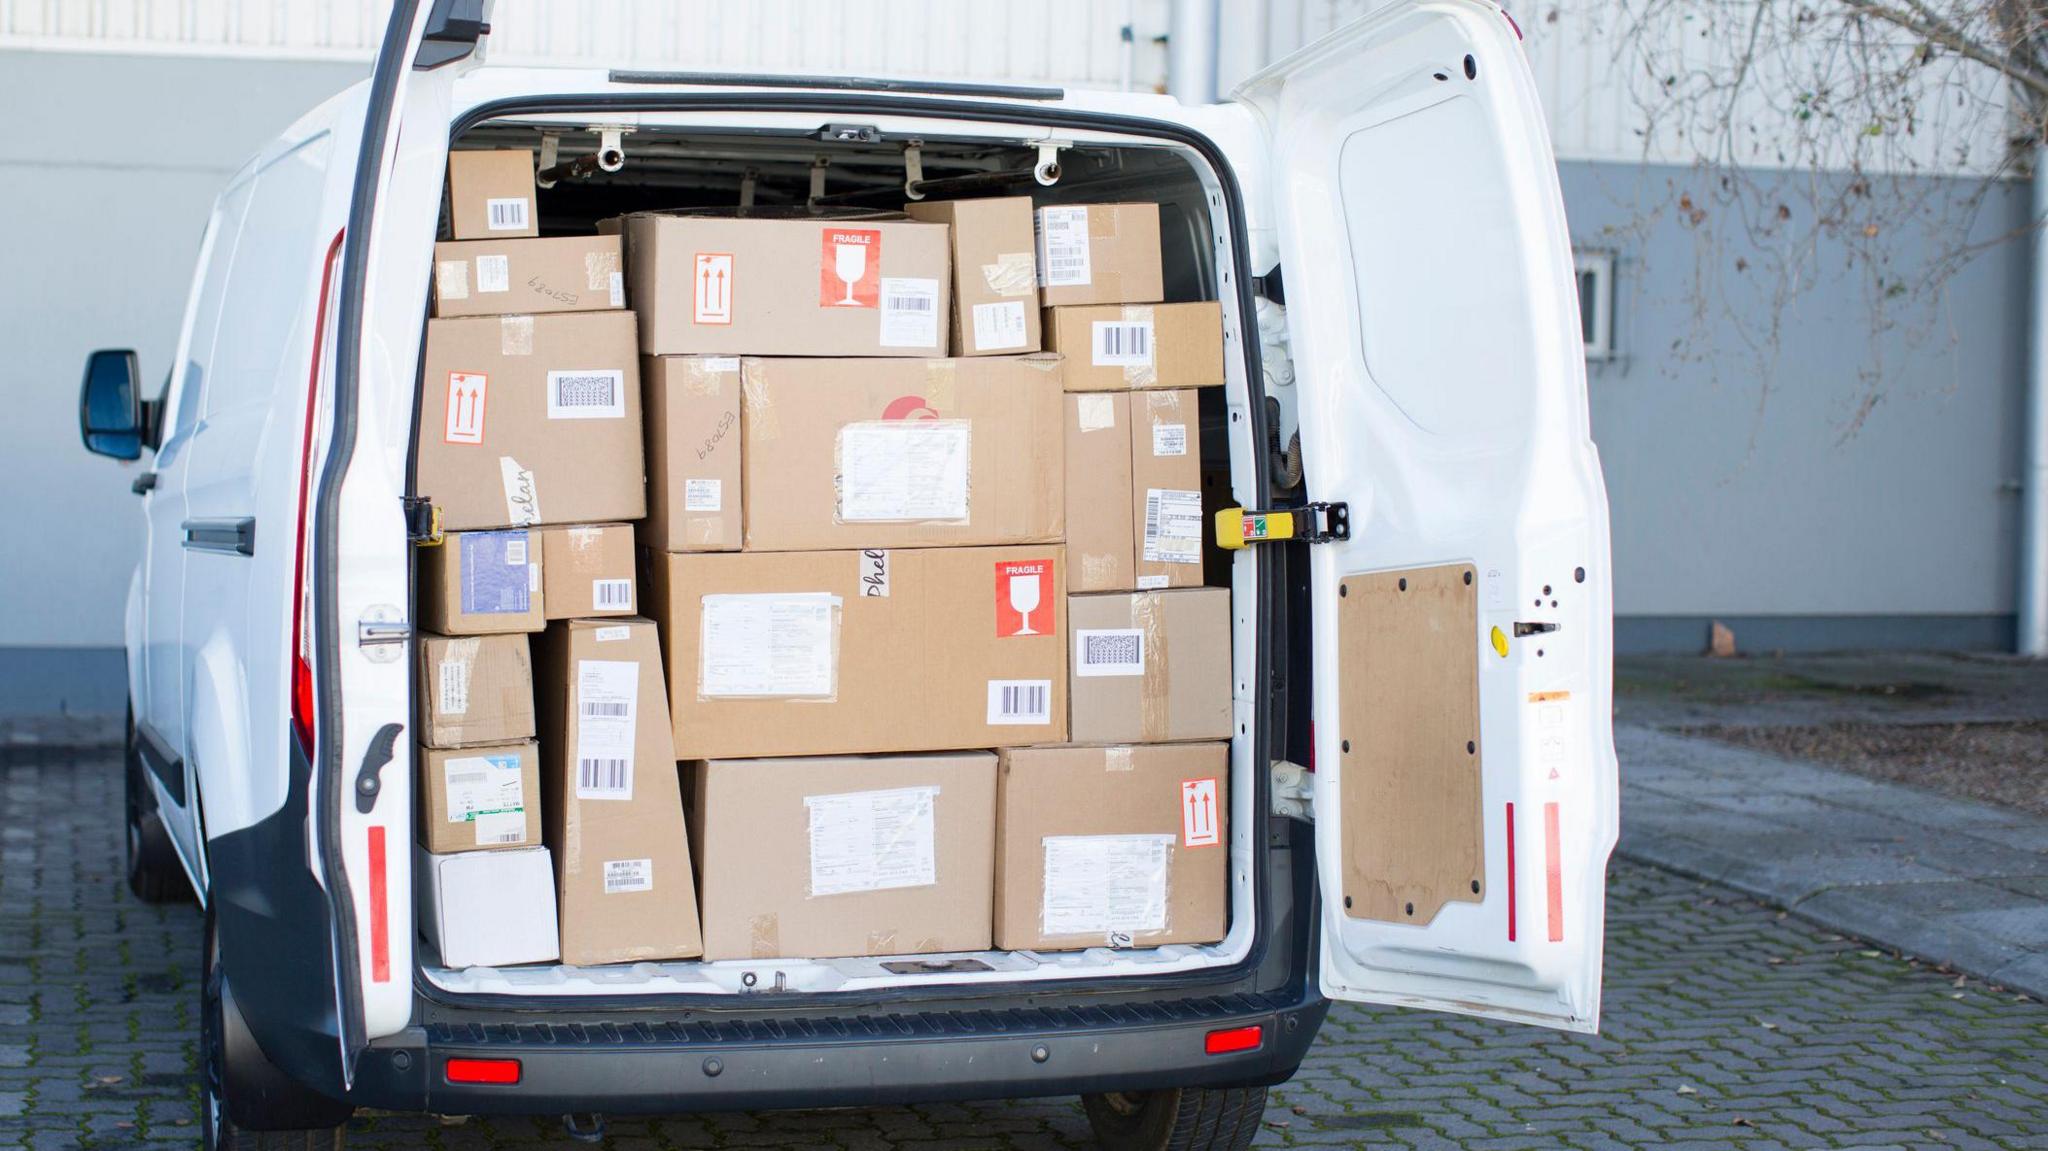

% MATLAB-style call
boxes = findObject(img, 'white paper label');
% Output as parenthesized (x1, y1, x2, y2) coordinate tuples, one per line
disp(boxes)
(547, 369, 626, 420)
(1074, 628, 1145, 678)
(435, 260, 470, 301)
(1042, 835, 1173, 940)
(1075, 393, 1117, 432)
(499, 456, 541, 526)
(858, 549, 890, 598)
(608, 270, 625, 307)
(594, 625, 630, 642)
(444, 372, 487, 444)
(1093, 320, 1155, 367)
(1152, 423, 1188, 457)
(435, 657, 471, 716)
(603, 858, 653, 894)
(804, 786, 939, 897)
(971, 300, 1029, 351)
(699, 594, 838, 698)
(1037, 206, 1091, 288)
(504, 537, 527, 566)
(1136, 574, 1171, 590)
(878, 277, 941, 348)
(443, 754, 525, 825)
(574, 659, 638, 800)
(471, 809, 528, 846)
(1143, 488, 1204, 565)
(475, 254, 510, 294)
(592, 579, 633, 612)
(838, 421, 970, 522)
(702, 356, 740, 372)
(485, 196, 530, 231)
(684, 478, 723, 513)
(987, 679, 1053, 726)
(1181, 777, 1221, 847)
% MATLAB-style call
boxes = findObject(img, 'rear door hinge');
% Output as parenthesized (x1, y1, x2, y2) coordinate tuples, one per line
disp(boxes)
(403, 497, 443, 545)
(1215, 502, 1349, 549)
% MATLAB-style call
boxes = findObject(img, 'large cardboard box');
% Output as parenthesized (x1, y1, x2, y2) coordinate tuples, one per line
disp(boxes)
(1069, 589, 1232, 743)
(535, 618, 703, 966)
(416, 846, 560, 967)
(650, 546, 1068, 759)
(417, 632, 535, 747)
(624, 210, 952, 357)
(417, 741, 543, 853)
(905, 197, 1041, 356)
(417, 310, 646, 531)
(643, 355, 742, 552)
(446, 149, 537, 241)
(689, 753, 997, 961)
(1045, 302, 1226, 393)
(995, 743, 1229, 951)
(740, 356, 1065, 552)
(432, 235, 625, 318)
(1131, 390, 1207, 590)
(1035, 203, 1163, 307)
(539, 523, 636, 620)
(417, 530, 543, 635)
(1065, 392, 1135, 593)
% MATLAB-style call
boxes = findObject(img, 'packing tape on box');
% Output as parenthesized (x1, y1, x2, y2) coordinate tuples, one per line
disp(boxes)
(564, 525, 604, 566)
(1134, 591, 1171, 743)
(584, 248, 621, 291)
(499, 314, 535, 356)
(683, 357, 738, 397)
(1041, 833, 1174, 947)
(983, 251, 1037, 298)
(1122, 304, 1158, 389)
(741, 360, 778, 442)
(1075, 393, 1118, 433)
(1104, 746, 1135, 773)
(922, 359, 957, 411)
(436, 636, 481, 719)
(865, 929, 899, 956)
(1080, 553, 1123, 588)
(750, 913, 781, 959)
(436, 260, 470, 301)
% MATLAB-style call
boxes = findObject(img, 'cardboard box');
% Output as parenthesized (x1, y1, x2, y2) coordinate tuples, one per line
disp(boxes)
(905, 197, 1040, 356)
(539, 523, 636, 619)
(1131, 390, 1207, 590)
(446, 149, 538, 241)
(417, 632, 535, 747)
(643, 355, 742, 552)
(417, 530, 544, 635)
(1045, 302, 1225, 392)
(1065, 392, 1135, 593)
(1069, 589, 1233, 743)
(649, 546, 1068, 759)
(689, 753, 997, 961)
(535, 618, 703, 966)
(417, 310, 646, 531)
(417, 741, 543, 853)
(623, 210, 952, 357)
(1035, 203, 1163, 307)
(416, 846, 560, 967)
(432, 235, 625, 318)
(994, 743, 1229, 951)
(739, 356, 1065, 552)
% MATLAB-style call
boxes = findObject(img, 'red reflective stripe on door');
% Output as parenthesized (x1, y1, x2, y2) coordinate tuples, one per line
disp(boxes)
(368, 826, 390, 982)
(1543, 802, 1563, 943)
(1504, 802, 1517, 942)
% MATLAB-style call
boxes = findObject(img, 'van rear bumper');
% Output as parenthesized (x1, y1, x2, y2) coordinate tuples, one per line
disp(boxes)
(347, 989, 1326, 1115)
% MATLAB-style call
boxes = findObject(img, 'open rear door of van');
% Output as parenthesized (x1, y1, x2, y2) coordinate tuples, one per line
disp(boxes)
(1235, 0, 1619, 1032)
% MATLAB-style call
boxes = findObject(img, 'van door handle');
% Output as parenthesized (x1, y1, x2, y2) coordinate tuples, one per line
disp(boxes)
(131, 472, 158, 494)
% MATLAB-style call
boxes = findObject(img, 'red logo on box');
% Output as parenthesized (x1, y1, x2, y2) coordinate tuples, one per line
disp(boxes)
(994, 559, 1053, 638)
(820, 228, 881, 308)
(1181, 777, 1220, 847)
(881, 394, 938, 421)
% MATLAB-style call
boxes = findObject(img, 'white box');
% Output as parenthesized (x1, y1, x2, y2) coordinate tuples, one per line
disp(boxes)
(416, 846, 561, 967)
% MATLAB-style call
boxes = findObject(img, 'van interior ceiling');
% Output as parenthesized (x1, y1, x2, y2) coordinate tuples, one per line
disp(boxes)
(415, 117, 1272, 1001)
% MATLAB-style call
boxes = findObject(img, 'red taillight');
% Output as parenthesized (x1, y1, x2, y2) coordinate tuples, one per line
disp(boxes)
(1204, 1025, 1263, 1055)
(290, 231, 346, 757)
(444, 1058, 521, 1086)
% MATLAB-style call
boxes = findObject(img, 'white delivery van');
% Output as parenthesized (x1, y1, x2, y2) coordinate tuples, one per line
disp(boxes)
(77, 1, 1618, 1147)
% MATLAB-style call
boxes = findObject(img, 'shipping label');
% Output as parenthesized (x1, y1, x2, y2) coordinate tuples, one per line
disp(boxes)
(699, 594, 839, 698)
(592, 579, 633, 612)
(1036, 206, 1091, 288)
(546, 369, 626, 420)
(442, 752, 526, 835)
(820, 227, 881, 308)
(459, 530, 531, 615)
(444, 371, 487, 444)
(993, 558, 1055, 638)
(1142, 489, 1204, 565)
(1092, 320, 1155, 368)
(1041, 834, 1173, 940)
(683, 477, 723, 513)
(475, 254, 510, 294)
(1181, 777, 1221, 847)
(986, 679, 1053, 726)
(971, 300, 1029, 351)
(573, 659, 639, 801)
(1152, 422, 1188, 457)
(485, 196, 530, 232)
(1074, 628, 1145, 678)
(435, 655, 471, 716)
(594, 625, 631, 642)
(838, 421, 970, 522)
(694, 252, 733, 324)
(804, 785, 939, 897)
(603, 858, 653, 894)
(878, 277, 941, 347)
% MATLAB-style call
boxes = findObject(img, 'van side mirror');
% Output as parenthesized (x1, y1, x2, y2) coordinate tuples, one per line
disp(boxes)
(79, 349, 150, 460)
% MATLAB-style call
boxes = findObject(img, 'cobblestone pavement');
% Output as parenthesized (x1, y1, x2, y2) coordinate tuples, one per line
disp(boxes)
(5, 752, 2048, 1150)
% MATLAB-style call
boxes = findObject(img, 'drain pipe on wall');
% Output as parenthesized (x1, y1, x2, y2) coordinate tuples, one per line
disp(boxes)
(2021, 147, 2048, 657)
(1168, 0, 1220, 104)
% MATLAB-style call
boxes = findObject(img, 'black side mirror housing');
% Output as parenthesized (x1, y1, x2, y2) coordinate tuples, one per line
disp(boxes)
(80, 349, 150, 461)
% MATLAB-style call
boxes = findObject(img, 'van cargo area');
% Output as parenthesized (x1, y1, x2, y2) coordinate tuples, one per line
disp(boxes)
(409, 116, 1281, 1003)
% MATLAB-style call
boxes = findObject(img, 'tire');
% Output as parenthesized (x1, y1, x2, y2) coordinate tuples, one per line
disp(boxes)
(124, 708, 189, 904)
(201, 911, 350, 1150)
(1082, 1085, 1270, 1151)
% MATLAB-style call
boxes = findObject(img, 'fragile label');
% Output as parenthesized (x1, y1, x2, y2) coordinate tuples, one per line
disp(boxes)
(1143, 489, 1203, 565)
(499, 457, 541, 526)
(592, 579, 633, 612)
(804, 786, 939, 897)
(1041, 835, 1173, 940)
(442, 753, 525, 827)
(1152, 422, 1188, 457)
(574, 659, 639, 801)
(435, 656, 471, 715)
(821, 227, 881, 308)
(859, 549, 890, 598)
(694, 252, 733, 324)
(485, 196, 530, 232)
(971, 300, 1029, 351)
(475, 254, 510, 294)
(993, 558, 1054, 638)
(1074, 628, 1145, 678)
(684, 477, 723, 513)
(878, 277, 941, 348)
(603, 858, 653, 894)
(1093, 320, 1154, 368)
(459, 530, 531, 615)
(839, 421, 970, 522)
(1181, 777, 1221, 847)
(547, 369, 626, 420)
(444, 372, 487, 444)
(699, 594, 839, 698)
(987, 679, 1052, 725)
(1036, 206, 1091, 288)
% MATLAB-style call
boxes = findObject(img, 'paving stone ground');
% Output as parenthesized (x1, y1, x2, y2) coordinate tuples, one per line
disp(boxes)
(5, 752, 2048, 1150)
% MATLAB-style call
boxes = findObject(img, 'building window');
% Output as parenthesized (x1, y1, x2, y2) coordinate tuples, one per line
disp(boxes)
(1575, 250, 1614, 361)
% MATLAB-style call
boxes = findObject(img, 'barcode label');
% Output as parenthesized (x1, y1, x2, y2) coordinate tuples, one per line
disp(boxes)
(603, 858, 653, 894)
(592, 578, 633, 612)
(987, 679, 1052, 725)
(577, 756, 631, 795)
(475, 254, 510, 294)
(547, 369, 626, 420)
(1036, 206, 1092, 288)
(485, 196, 530, 232)
(574, 659, 638, 799)
(879, 277, 941, 348)
(473, 809, 527, 845)
(1075, 628, 1145, 678)
(1092, 320, 1154, 368)
(580, 701, 629, 719)
(1144, 488, 1204, 565)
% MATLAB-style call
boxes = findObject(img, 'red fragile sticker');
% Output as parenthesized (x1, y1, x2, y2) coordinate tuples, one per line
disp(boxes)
(1181, 777, 1220, 847)
(820, 227, 881, 308)
(993, 558, 1053, 638)
(444, 371, 487, 444)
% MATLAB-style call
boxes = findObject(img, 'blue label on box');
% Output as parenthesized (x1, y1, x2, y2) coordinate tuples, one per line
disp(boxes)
(461, 530, 531, 615)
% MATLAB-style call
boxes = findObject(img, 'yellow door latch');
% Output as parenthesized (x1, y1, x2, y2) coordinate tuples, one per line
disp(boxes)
(1214, 502, 1350, 549)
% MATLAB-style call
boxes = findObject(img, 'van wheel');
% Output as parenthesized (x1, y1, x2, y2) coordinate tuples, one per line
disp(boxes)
(1081, 1085, 1269, 1151)
(201, 911, 351, 1150)
(125, 709, 188, 903)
